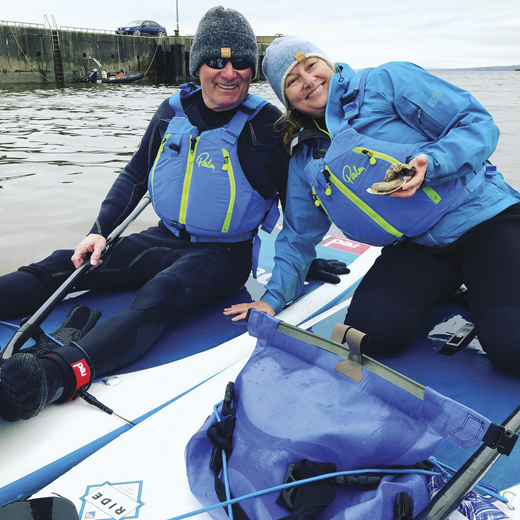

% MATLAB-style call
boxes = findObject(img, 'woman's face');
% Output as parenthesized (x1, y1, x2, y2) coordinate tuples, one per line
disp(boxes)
(284, 58, 334, 118)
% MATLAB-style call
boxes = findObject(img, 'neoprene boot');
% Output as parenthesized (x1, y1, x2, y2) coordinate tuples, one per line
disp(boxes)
(0, 304, 101, 422)
(0, 343, 95, 422)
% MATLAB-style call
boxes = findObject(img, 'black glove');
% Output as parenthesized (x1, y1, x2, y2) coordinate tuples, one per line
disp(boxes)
(307, 258, 350, 284)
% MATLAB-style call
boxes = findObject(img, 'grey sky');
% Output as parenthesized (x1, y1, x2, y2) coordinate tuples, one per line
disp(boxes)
(2, 0, 519, 69)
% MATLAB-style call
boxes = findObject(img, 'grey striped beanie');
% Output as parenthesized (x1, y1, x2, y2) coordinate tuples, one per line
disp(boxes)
(189, 6, 258, 78)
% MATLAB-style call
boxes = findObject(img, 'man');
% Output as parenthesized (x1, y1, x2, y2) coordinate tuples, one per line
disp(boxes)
(0, 6, 346, 422)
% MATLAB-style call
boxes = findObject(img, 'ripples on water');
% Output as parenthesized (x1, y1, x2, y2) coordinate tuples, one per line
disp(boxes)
(0, 72, 519, 275)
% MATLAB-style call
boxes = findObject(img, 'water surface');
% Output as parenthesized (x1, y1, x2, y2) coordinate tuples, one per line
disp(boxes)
(1, 71, 519, 275)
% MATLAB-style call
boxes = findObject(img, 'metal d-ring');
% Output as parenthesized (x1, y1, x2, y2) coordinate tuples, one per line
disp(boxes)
(502, 489, 517, 510)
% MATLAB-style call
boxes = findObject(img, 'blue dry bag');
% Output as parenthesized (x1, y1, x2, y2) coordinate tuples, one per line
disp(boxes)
(186, 310, 493, 519)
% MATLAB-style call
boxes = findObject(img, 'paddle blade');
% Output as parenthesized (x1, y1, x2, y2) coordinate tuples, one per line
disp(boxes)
(0, 497, 79, 520)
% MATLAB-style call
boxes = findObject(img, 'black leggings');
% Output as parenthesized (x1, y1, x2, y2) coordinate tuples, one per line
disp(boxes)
(345, 203, 520, 375)
(0, 224, 253, 375)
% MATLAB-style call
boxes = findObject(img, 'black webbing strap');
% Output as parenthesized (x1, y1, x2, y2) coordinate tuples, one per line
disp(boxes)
(394, 491, 414, 520)
(276, 460, 337, 520)
(207, 383, 249, 520)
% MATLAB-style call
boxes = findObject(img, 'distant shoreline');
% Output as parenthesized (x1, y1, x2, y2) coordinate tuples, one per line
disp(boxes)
(428, 65, 520, 72)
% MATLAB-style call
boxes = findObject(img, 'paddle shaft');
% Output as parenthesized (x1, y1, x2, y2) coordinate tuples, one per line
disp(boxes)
(414, 403, 520, 520)
(0, 194, 151, 361)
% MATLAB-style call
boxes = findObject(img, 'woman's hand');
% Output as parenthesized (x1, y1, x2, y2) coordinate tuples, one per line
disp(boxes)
(390, 154, 428, 199)
(223, 301, 276, 322)
(71, 234, 107, 268)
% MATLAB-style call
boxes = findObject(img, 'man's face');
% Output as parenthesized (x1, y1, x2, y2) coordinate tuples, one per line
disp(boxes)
(198, 61, 252, 112)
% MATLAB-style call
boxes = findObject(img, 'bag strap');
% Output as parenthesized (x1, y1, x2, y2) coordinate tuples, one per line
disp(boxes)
(207, 382, 250, 520)
(207, 415, 250, 520)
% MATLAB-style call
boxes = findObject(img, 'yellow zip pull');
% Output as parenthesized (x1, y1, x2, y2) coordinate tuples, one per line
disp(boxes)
(323, 168, 332, 196)
(361, 149, 376, 165)
(353, 147, 401, 166)
(312, 190, 321, 207)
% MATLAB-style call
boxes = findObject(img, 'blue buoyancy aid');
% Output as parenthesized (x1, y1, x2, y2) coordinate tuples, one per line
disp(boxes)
(295, 68, 488, 247)
(148, 83, 279, 243)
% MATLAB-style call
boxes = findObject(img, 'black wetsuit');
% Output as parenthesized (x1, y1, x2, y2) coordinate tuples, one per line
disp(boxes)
(0, 89, 288, 375)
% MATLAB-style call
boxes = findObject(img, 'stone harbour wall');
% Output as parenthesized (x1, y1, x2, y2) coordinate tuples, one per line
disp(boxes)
(0, 24, 274, 85)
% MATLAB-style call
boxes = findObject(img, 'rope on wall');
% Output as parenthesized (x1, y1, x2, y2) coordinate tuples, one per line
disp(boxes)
(8, 25, 52, 81)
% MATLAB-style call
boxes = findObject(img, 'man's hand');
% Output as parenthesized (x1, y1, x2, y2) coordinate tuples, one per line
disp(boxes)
(71, 234, 107, 268)
(223, 301, 276, 322)
(390, 154, 428, 199)
(307, 258, 350, 284)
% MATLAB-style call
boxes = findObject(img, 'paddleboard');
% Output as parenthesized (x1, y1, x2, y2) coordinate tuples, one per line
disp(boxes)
(33, 358, 248, 520)
(0, 227, 380, 506)
(30, 299, 520, 520)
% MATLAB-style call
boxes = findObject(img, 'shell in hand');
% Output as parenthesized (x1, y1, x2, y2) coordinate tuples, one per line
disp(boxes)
(367, 163, 417, 195)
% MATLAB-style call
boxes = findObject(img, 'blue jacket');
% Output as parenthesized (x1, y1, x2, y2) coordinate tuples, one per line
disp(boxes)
(262, 61, 520, 313)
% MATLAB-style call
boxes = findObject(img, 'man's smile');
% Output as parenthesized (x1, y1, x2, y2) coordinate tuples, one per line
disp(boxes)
(217, 84, 238, 90)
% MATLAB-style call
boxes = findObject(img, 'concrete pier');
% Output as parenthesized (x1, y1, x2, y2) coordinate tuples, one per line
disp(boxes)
(0, 23, 275, 85)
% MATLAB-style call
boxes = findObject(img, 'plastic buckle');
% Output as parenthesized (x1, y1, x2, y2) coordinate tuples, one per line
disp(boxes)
(483, 423, 518, 456)
(280, 463, 298, 511)
(438, 322, 476, 356)
(172, 224, 192, 242)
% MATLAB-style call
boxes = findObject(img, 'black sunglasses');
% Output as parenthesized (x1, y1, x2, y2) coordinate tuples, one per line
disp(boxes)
(204, 57, 251, 71)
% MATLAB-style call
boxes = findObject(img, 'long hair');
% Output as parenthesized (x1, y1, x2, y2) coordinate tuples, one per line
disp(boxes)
(276, 109, 315, 153)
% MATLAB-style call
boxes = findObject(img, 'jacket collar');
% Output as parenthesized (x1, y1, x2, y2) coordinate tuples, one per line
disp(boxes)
(325, 62, 356, 138)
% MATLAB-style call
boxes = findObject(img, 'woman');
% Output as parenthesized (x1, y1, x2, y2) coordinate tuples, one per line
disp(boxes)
(224, 36, 520, 375)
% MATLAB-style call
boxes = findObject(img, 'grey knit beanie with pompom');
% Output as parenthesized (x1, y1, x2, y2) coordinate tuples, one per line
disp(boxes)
(189, 6, 258, 78)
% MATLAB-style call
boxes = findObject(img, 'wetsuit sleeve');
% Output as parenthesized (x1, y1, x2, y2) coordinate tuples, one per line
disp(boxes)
(238, 103, 289, 208)
(261, 153, 331, 313)
(388, 62, 499, 185)
(88, 98, 173, 238)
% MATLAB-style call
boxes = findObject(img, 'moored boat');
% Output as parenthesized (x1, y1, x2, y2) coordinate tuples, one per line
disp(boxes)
(76, 57, 144, 84)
